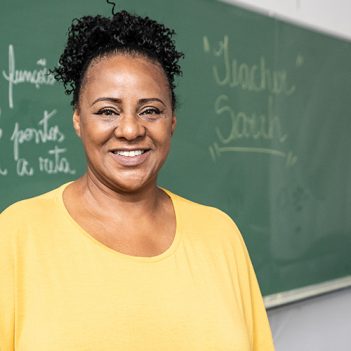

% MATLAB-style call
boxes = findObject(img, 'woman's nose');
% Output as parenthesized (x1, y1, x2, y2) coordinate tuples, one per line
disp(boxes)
(114, 114, 146, 141)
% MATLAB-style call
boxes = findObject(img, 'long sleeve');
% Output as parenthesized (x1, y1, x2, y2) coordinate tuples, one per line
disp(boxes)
(0, 210, 16, 351)
(236, 230, 275, 351)
(247, 254, 275, 350)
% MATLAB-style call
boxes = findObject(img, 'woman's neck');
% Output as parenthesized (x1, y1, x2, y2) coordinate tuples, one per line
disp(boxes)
(74, 172, 163, 219)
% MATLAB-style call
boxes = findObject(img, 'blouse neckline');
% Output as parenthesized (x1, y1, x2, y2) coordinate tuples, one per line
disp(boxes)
(55, 182, 183, 263)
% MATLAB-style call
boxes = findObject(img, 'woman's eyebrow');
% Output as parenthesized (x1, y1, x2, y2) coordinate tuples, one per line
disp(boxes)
(138, 98, 166, 107)
(91, 97, 166, 107)
(91, 97, 122, 106)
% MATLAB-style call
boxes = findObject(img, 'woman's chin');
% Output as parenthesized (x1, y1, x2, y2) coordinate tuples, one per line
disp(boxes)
(87, 164, 158, 194)
(105, 176, 155, 194)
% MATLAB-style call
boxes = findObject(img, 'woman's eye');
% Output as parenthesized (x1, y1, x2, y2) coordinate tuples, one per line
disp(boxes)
(95, 109, 118, 117)
(141, 108, 160, 115)
(139, 108, 162, 120)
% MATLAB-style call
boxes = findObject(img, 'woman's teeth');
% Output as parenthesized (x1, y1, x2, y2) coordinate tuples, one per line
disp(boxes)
(114, 150, 145, 157)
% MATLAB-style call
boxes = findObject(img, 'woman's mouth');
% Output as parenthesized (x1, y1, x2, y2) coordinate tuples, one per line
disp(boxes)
(112, 150, 146, 157)
(110, 149, 150, 166)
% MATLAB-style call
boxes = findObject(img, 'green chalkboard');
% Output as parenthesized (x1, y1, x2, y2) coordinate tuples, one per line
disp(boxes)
(1, 0, 351, 299)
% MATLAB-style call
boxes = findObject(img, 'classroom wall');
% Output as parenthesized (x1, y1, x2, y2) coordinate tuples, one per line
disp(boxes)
(268, 288, 351, 351)
(221, 0, 351, 40)
(221, 1, 351, 350)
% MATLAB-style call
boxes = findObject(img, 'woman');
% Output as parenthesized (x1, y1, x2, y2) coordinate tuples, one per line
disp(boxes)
(0, 8, 274, 351)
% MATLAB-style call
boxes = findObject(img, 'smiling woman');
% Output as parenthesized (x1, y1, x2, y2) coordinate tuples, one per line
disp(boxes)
(72, 54, 176, 197)
(0, 5, 274, 351)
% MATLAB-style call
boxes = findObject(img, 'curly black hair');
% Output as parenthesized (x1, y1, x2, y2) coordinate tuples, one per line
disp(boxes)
(52, 10, 184, 110)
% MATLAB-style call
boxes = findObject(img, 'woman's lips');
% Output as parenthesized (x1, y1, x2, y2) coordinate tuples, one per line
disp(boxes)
(109, 149, 150, 166)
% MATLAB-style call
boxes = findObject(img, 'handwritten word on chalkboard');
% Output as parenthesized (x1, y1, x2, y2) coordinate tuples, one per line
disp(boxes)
(203, 35, 299, 167)
(3, 45, 55, 109)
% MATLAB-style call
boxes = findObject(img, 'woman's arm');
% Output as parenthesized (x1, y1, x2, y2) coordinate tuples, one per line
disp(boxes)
(0, 210, 16, 351)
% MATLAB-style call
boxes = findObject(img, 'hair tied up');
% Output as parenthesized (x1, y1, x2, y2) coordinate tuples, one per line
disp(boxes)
(106, 0, 117, 16)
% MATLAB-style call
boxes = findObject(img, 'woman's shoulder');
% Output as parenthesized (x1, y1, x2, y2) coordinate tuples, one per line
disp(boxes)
(0, 183, 67, 225)
(165, 188, 241, 238)
(166, 189, 250, 264)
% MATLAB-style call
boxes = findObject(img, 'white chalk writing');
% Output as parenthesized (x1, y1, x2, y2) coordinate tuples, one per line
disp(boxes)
(214, 94, 287, 144)
(203, 35, 299, 167)
(204, 35, 296, 95)
(10, 109, 64, 161)
(2, 45, 55, 109)
(5, 108, 77, 176)
(38, 146, 76, 175)
(16, 158, 34, 176)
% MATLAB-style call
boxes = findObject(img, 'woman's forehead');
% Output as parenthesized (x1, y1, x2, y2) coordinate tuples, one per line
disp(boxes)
(86, 53, 167, 81)
(81, 54, 171, 101)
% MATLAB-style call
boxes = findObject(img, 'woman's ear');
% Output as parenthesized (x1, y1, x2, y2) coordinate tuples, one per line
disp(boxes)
(171, 115, 177, 136)
(73, 110, 81, 138)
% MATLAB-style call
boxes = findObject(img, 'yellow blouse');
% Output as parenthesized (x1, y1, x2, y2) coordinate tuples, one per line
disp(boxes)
(0, 184, 274, 350)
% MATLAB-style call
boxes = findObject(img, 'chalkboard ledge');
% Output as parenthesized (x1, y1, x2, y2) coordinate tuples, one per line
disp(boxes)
(264, 276, 351, 309)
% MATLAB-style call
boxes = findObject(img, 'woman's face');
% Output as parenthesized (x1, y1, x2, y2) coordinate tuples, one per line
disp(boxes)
(73, 54, 176, 193)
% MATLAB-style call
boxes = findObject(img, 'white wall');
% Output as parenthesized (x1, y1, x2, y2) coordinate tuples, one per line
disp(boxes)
(268, 288, 351, 351)
(221, 0, 351, 41)
(219, 1, 351, 350)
